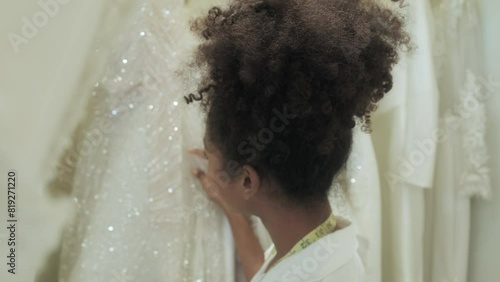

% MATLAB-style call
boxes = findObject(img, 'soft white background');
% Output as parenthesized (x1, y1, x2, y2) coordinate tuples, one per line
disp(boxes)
(0, 0, 498, 281)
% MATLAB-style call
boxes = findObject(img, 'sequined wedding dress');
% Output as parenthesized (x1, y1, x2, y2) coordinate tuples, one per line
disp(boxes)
(58, 1, 233, 281)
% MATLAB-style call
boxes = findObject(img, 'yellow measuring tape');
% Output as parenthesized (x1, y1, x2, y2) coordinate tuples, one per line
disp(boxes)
(267, 214, 337, 271)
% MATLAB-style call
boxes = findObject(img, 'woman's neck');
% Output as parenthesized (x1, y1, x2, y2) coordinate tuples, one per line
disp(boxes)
(258, 199, 333, 263)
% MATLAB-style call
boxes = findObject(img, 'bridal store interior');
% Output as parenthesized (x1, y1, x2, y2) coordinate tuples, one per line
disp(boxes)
(0, 0, 499, 281)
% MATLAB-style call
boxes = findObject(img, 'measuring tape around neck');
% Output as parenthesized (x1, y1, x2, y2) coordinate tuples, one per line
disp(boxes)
(266, 213, 337, 271)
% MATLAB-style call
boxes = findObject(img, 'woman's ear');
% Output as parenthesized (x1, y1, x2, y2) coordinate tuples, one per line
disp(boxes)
(240, 165, 260, 200)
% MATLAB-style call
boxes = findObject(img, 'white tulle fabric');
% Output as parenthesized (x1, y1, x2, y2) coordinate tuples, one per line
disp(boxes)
(58, 1, 233, 281)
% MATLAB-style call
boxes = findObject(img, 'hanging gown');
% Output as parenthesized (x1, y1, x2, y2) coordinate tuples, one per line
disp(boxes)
(427, 0, 491, 281)
(371, 1, 440, 282)
(58, 0, 232, 281)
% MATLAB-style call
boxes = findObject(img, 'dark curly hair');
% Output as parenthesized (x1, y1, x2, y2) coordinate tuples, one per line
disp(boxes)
(188, 0, 410, 206)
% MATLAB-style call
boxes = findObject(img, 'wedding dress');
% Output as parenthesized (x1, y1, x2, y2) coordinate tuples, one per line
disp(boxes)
(371, 1, 440, 282)
(427, 0, 491, 281)
(58, 0, 233, 281)
(371, 0, 492, 281)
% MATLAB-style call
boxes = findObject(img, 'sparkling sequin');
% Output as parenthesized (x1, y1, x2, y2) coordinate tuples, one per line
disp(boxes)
(58, 1, 227, 281)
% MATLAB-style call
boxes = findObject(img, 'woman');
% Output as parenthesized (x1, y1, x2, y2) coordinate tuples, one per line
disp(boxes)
(187, 0, 409, 280)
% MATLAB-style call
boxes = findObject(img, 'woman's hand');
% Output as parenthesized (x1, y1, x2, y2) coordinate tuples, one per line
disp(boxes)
(188, 148, 228, 210)
(188, 147, 264, 280)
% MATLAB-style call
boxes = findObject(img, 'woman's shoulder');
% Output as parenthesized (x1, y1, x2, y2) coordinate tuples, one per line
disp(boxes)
(253, 217, 364, 282)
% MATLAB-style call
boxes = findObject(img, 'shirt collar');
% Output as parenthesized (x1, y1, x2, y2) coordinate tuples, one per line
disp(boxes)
(253, 216, 359, 282)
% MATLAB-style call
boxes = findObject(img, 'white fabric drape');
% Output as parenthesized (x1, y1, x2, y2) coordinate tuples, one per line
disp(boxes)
(371, 1, 440, 282)
(372, 0, 491, 281)
(427, 0, 491, 282)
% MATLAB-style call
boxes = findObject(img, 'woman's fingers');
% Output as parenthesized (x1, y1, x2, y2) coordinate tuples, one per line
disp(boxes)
(192, 167, 212, 194)
(188, 148, 207, 160)
(192, 168, 210, 190)
(189, 148, 226, 208)
(191, 167, 204, 178)
(191, 167, 223, 205)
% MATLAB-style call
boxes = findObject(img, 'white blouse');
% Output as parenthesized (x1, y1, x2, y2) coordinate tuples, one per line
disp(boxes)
(250, 217, 365, 282)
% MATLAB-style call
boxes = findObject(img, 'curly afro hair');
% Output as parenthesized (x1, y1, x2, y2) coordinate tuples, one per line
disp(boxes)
(188, 0, 410, 206)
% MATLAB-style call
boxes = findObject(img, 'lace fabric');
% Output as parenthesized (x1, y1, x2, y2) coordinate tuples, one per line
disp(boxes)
(432, 0, 491, 200)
